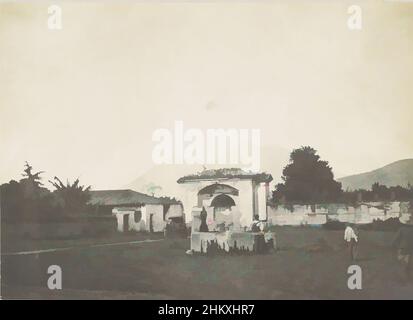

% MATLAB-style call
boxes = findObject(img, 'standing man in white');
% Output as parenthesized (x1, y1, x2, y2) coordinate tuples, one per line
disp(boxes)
(344, 224, 359, 261)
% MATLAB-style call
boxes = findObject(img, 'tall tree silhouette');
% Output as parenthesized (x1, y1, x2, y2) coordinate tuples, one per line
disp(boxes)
(273, 146, 342, 203)
(19, 161, 48, 200)
(21, 161, 44, 186)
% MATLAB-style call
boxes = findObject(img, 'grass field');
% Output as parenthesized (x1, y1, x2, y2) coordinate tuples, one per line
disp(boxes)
(2, 227, 413, 299)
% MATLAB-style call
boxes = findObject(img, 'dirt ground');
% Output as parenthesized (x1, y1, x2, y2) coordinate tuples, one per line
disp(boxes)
(2, 227, 413, 299)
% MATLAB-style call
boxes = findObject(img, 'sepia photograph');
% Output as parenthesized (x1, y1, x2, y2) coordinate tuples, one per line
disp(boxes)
(1, 0, 413, 304)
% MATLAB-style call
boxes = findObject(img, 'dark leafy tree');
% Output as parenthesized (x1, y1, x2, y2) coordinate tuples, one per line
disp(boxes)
(272, 146, 342, 203)
(1, 163, 52, 221)
(21, 161, 44, 186)
(19, 161, 49, 200)
(0, 180, 24, 221)
(49, 177, 91, 215)
(2, 163, 94, 222)
(341, 183, 413, 203)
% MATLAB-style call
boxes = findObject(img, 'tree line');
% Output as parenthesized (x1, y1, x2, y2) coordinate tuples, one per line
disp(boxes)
(272, 146, 413, 205)
(1, 162, 91, 222)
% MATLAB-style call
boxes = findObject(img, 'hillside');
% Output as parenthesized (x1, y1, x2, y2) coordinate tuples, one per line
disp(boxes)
(337, 159, 413, 191)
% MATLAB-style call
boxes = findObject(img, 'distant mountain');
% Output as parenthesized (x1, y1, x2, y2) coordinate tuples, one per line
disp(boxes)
(337, 159, 413, 191)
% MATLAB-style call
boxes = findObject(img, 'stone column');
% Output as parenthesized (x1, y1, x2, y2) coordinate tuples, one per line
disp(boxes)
(258, 182, 267, 220)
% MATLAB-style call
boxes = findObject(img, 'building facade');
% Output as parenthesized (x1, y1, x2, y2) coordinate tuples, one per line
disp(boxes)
(177, 168, 273, 230)
(89, 189, 183, 233)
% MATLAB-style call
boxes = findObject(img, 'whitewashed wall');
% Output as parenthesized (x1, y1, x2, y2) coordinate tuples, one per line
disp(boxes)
(113, 203, 184, 233)
(142, 204, 166, 232)
(267, 201, 411, 226)
(113, 209, 145, 232)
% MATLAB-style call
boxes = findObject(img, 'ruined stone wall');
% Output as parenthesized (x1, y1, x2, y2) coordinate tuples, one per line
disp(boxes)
(267, 201, 411, 226)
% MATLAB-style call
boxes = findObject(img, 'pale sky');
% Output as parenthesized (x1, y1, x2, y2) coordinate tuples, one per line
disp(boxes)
(1, 1, 412, 189)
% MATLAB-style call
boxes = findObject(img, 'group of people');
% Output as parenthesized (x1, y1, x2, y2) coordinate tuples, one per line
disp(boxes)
(250, 215, 276, 252)
(253, 214, 413, 280)
(198, 207, 413, 279)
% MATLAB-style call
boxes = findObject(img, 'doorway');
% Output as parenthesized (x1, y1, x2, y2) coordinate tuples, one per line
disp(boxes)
(123, 214, 129, 232)
(149, 214, 154, 233)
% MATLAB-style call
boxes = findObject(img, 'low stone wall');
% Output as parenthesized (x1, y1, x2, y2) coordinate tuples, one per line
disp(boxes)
(267, 201, 411, 226)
